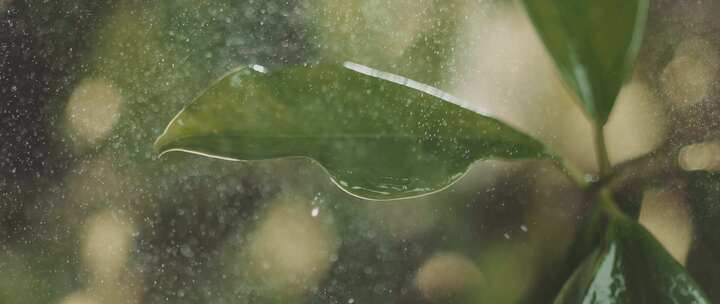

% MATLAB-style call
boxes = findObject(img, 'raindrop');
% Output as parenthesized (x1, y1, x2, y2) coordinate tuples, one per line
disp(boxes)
(583, 174, 598, 183)
(180, 244, 194, 258)
(311, 207, 320, 217)
(520, 225, 528, 232)
(230, 74, 244, 87)
(251, 64, 268, 73)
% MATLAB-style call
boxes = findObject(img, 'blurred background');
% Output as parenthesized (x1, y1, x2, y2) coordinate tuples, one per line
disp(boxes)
(2, 0, 720, 303)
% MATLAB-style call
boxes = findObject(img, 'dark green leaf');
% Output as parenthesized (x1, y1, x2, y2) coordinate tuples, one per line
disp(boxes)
(522, 0, 649, 125)
(537, 194, 615, 303)
(154, 63, 547, 200)
(555, 210, 710, 303)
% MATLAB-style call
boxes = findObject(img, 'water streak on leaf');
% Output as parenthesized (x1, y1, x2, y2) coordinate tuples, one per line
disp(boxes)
(155, 63, 547, 200)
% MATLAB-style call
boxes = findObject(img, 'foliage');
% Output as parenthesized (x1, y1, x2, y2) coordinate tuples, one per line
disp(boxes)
(152, 0, 713, 302)
(522, 0, 649, 125)
(555, 194, 709, 303)
(154, 63, 546, 199)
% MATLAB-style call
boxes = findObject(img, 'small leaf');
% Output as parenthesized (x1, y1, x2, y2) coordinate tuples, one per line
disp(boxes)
(522, 0, 649, 125)
(555, 211, 710, 303)
(155, 63, 547, 200)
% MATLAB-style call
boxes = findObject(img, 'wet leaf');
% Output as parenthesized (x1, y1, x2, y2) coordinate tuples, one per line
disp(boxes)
(555, 210, 710, 303)
(537, 194, 616, 303)
(154, 63, 547, 200)
(522, 0, 649, 125)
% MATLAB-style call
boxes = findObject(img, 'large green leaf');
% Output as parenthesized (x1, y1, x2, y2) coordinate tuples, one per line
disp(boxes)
(555, 209, 710, 303)
(522, 0, 649, 125)
(154, 63, 547, 200)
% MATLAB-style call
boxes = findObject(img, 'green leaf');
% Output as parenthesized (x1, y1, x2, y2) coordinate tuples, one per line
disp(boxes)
(528, 191, 648, 303)
(522, 0, 649, 125)
(154, 63, 547, 200)
(555, 210, 710, 303)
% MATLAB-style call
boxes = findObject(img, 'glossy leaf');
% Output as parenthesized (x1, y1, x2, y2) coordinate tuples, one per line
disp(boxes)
(541, 191, 640, 302)
(154, 63, 547, 200)
(555, 210, 710, 303)
(522, 0, 649, 125)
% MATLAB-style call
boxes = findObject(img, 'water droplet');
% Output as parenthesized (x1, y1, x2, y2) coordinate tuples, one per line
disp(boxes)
(180, 244, 194, 258)
(251, 64, 268, 73)
(520, 225, 528, 232)
(311, 207, 319, 217)
(230, 74, 244, 87)
(503, 232, 510, 240)
(348, 298, 355, 304)
(584, 174, 598, 183)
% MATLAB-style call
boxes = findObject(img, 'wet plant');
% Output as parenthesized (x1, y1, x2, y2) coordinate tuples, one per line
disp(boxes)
(155, 0, 712, 302)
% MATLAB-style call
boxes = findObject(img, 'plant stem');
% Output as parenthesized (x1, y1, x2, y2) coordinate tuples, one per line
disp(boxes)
(591, 125, 637, 221)
(549, 153, 588, 188)
(608, 142, 678, 187)
(593, 124, 612, 178)
(598, 188, 626, 219)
